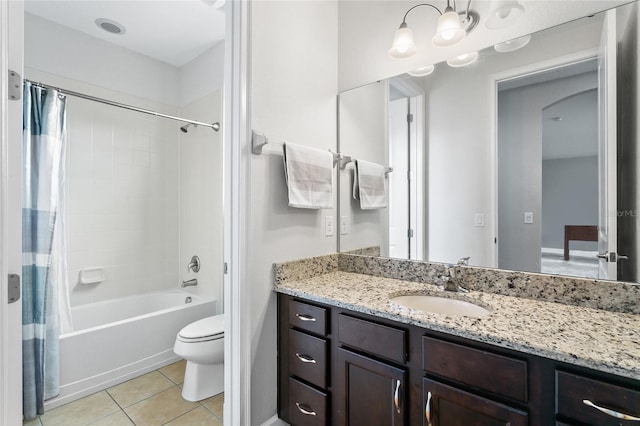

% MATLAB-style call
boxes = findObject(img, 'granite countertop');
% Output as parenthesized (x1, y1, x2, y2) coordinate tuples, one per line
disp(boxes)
(275, 270, 640, 380)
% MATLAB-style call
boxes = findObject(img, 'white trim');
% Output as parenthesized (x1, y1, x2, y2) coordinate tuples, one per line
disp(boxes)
(1, 0, 23, 424)
(260, 414, 288, 426)
(488, 48, 599, 269)
(223, 0, 251, 425)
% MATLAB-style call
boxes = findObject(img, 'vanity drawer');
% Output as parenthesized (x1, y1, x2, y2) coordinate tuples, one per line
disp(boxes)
(338, 314, 407, 363)
(423, 336, 528, 402)
(288, 329, 328, 389)
(289, 300, 328, 336)
(288, 377, 327, 426)
(556, 370, 640, 425)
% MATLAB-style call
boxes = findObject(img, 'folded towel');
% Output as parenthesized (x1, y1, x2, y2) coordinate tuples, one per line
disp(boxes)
(353, 159, 387, 210)
(283, 143, 334, 209)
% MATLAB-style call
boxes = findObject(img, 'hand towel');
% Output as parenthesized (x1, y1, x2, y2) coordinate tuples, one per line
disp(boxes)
(283, 143, 334, 209)
(353, 159, 387, 210)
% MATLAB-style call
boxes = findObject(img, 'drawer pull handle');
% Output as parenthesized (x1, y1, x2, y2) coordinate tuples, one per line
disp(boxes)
(583, 399, 640, 421)
(295, 402, 317, 416)
(295, 313, 316, 322)
(295, 353, 317, 364)
(393, 379, 401, 414)
(425, 391, 432, 426)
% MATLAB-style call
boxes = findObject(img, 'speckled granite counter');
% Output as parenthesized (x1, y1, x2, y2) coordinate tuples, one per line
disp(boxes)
(274, 255, 640, 381)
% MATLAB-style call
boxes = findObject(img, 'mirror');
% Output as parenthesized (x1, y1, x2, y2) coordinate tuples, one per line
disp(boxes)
(338, 2, 640, 284)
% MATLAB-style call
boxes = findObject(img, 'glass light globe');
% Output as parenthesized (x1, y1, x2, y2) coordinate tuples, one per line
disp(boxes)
(432, 10, 465, 47)
(389, 25, 417, 58)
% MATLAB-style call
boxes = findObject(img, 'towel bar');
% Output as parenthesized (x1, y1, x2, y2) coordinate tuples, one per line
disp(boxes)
(340, 156, 393, 175)
(251, 131, 342, 165)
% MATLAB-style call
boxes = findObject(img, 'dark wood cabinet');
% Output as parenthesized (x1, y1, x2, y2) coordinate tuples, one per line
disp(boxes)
(423, 378, 528, 426)
(277, 293, 639, 426)
(336, 348, 407, 426)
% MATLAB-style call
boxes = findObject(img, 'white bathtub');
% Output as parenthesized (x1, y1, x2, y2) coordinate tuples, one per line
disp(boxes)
(45, 289, 216, 410)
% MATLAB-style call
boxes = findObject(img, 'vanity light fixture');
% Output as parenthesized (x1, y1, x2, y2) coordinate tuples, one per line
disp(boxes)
(494, 34, 531, 52)
(408, 64, 436, 77)
(446, 51, 479, 67)
(389, 0, 480, 58)
(485, 0, 525, 29)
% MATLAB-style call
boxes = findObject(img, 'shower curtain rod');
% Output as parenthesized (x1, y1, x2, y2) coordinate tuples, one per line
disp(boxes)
(24, 79, 221, 132)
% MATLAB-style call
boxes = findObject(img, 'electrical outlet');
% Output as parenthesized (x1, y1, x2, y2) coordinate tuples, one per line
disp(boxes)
(325, 216, 334, 236)
(474, 213, 485, 227)
(524, 212, 534, 224)
(340, 216, 349, 235)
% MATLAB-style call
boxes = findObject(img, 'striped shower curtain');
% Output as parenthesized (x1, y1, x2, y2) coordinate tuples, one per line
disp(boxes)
(22, 82, 67, 419)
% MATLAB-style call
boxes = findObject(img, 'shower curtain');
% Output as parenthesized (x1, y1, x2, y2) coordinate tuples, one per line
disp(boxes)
(22, 81, 71, 419)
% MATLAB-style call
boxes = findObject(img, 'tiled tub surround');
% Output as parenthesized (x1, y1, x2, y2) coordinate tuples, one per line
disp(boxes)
(273, 253, 640, 380)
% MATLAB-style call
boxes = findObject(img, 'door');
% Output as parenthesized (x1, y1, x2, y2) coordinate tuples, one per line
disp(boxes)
(336, 348, 406, 426)
(0, 0, 24, 424)
(597, 9, 618, 280)
(388, 98, 410, 259)
(388, 96, 425, 260)
(423, 378, 528, 426)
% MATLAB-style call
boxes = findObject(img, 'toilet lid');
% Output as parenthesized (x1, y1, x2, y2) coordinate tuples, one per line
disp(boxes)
(179, 315, 224, 340)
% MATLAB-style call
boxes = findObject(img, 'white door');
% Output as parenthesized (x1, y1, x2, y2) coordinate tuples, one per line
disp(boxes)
(597, 10, 618, 280)
(0, 0, 24, 424)
(388, 98, 409, 259)
(408, 95, 425, 261)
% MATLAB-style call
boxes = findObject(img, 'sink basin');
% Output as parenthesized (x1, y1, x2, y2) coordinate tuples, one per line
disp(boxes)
(390, 295, 491, 318)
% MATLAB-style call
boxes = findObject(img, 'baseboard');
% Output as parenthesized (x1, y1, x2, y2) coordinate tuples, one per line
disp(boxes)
(261, 414, 288, 426)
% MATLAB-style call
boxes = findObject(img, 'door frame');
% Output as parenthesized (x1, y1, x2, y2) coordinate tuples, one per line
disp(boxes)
(489, 48, 599, 269)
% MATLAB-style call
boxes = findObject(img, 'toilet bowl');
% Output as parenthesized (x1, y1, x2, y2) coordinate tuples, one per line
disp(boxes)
(173, 314, 224, 401)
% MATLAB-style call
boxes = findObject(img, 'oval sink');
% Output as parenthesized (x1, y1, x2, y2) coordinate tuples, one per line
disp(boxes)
(390, 295, 490, 318)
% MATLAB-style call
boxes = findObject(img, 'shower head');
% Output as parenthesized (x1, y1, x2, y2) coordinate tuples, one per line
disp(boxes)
(180, 123, 194, 133)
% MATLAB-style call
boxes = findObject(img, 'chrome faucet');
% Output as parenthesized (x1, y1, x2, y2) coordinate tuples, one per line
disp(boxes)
(181, 278, 198, 287)
(438, 257, 470, 292)
(187, 255, 200, 273)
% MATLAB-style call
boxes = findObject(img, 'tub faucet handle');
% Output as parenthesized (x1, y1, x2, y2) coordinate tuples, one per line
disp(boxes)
(187, 255, 200, 273)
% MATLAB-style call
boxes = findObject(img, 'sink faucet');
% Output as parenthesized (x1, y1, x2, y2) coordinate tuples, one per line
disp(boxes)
(438, 257, 470, 292)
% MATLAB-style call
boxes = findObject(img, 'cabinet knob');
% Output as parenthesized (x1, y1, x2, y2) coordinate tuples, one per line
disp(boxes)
(425, 391, 433, 426)
(393, 379, 402, 414)
(295, 402, 317, 416)
(583, 399, 640, 420)
(295, 353, 317, 364)
(295, 313, 316, 322)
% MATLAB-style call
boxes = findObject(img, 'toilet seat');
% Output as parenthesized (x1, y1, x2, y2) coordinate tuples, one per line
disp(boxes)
(178, 315, 224, 343)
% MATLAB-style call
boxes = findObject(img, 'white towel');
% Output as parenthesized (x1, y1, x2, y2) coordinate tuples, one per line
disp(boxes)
(283, 143, 334, 209)
(353, 159, 387, 210)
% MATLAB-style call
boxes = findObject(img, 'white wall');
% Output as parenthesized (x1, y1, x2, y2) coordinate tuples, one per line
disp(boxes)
(337, 0, 628, 91)
(179, 90, 224, 306)
(179, 42, 225, 106)
(24, 13, 181, 106)
(498, 72, 597, 272)
(249, 1, 338, 423)
(338, 81, 388, 253)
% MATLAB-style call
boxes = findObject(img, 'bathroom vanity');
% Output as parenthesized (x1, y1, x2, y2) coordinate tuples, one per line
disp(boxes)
(274, 254, 640, 425)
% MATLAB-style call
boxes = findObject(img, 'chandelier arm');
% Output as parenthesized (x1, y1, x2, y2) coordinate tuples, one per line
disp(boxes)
(401, 3, 443, 25)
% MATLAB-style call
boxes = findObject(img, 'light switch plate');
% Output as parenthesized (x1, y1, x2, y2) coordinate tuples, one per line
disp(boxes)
(340, 216, 349, 235)
(325, 216, 334, 236)
(524, 212, 534, 224)
(474, 213, 485, 227)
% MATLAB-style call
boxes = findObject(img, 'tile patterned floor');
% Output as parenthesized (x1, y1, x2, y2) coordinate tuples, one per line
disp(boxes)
(23, 360, 224, 426)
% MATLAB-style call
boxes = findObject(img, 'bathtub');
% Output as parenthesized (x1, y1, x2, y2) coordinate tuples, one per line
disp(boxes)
(45, 289, 216, 410)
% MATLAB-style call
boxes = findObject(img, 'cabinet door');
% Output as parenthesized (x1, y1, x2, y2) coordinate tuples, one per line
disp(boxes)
(423, 378, 528, 426)
(336, 348, 406, 426)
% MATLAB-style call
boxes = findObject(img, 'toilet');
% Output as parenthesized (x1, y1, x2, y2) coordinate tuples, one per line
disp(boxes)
(173, 315, 224, 401)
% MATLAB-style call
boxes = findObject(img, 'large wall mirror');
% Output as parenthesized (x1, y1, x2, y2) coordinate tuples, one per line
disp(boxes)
(337, 1, 640, 284)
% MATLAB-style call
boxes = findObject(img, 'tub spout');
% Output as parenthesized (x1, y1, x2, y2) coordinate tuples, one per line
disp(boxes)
(181, 278, 198, 287)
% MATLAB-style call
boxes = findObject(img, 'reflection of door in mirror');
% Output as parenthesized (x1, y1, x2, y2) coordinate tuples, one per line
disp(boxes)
(388, 78, 425, 260)
(498, 61, 600, 278)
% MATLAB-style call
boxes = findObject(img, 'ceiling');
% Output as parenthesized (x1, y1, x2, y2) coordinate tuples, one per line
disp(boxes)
(24, 0, 226, 67)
